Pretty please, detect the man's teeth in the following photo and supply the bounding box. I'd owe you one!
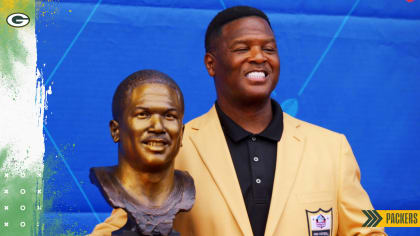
[246,71,266,79]
[147,141,165,146]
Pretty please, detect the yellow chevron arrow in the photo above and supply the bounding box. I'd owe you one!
[363,210,420,227]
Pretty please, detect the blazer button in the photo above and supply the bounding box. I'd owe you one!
[256,178,262,184]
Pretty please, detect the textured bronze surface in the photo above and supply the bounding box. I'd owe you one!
[90,166,195,235]
[91,76,193,235]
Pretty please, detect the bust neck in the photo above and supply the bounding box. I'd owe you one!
[114,160,175,208]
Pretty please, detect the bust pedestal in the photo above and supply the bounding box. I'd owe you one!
[90,166,195,236]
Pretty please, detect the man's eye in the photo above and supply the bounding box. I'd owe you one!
[263,47,276,53]
[233,48,248,52]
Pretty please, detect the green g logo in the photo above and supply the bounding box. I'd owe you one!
[6,13,30,28]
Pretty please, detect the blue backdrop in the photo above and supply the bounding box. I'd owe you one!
[37,0,420,235]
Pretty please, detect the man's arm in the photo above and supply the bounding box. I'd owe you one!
[89,208,190,235]
[89,208,127,236]
[337,135,386,236]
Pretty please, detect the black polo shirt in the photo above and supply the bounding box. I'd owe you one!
[215,100,284,236]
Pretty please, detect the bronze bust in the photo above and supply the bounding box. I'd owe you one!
[90,70,195,236]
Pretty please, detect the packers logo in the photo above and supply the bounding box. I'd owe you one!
[306,208,333,236]
[6,13,30,28]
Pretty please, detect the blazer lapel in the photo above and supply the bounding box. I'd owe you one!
[265,113,305,236]
[188,106,253,236]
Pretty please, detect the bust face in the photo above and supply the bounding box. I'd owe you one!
[116,83,183,172]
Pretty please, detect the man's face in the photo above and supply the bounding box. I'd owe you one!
[112,83,183,172]
[206,16,280,103]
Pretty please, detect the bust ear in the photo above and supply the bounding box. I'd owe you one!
[204,52,216,77]
[180,125,185,147]
[109,120,120,143]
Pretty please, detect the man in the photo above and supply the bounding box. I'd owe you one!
[90,70,194,235]
[92,6,386,236]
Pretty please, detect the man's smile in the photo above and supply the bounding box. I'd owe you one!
[245,70,269,82]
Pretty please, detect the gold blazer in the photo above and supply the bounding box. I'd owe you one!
[91,106,386,236]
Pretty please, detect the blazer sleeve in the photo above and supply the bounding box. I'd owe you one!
[337,135,387,236]
[89,208,128,236]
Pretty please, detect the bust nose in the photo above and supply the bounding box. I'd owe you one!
[150,114,164,133]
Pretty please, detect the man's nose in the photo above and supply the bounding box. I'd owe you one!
[149,114,165,133]
[249,47,267,64]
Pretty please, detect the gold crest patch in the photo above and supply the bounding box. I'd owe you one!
[305,208,332,236]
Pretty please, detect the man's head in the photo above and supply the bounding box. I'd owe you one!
[110,70,184,172]
[204,6,280,105]
[205,6,272,53]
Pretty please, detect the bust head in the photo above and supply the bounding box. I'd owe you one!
[90,70,194,235]
[109,70,184,173]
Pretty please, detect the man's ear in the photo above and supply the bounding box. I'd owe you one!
[204,52,216,77]
[109,120,120,143]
